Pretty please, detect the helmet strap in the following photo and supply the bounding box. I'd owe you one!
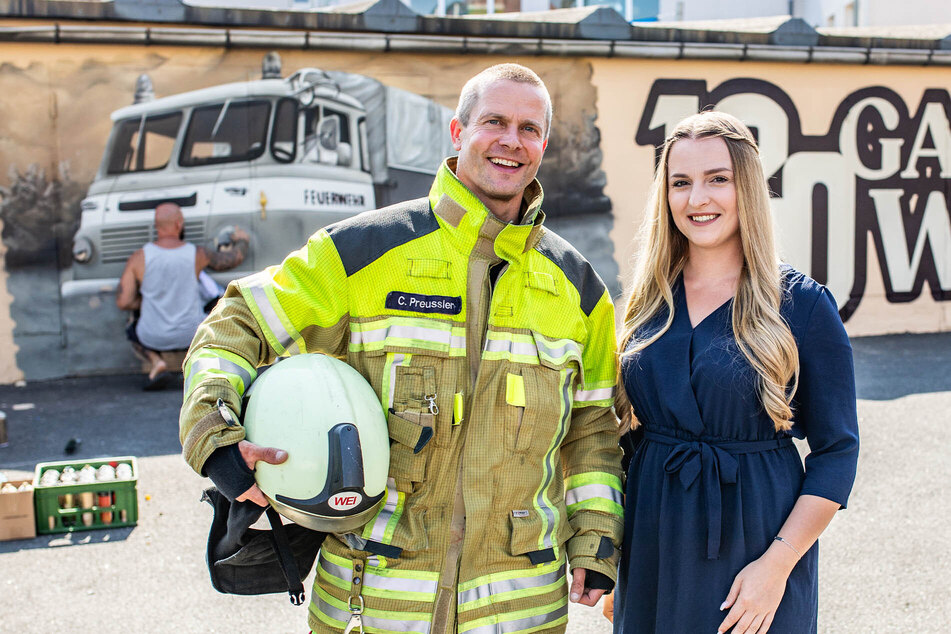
[265,505,307,605]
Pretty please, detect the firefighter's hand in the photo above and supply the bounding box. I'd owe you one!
[602,592,615,623]
[569,568,607,607]
[235,440,287,507]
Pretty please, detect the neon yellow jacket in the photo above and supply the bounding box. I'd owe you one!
[180,159,622,633]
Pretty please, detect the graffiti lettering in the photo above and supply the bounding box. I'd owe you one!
[636,79,951,320]
[872,189,951,293]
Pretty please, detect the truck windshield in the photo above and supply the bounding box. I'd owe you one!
[106,112,182,174]
[180,100,271,167]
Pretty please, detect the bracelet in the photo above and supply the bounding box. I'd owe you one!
[773,535,803,559]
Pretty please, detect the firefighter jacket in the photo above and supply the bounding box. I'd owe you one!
[180,159,623,634]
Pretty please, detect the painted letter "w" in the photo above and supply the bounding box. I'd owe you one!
[871,189,951,296]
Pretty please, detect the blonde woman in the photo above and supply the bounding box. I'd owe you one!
[612,112,858,633]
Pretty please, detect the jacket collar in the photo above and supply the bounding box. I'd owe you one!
[428,158,546,261]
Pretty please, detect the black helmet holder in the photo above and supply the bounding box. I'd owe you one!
[203,486,326,605]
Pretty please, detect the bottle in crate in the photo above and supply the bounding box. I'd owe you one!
[98,491,114,524]
[33,457,138,534]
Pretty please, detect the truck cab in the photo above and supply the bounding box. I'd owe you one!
[55,54,453,375]
[66,63,389,296]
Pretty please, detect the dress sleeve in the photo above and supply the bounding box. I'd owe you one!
[793,287,860,508]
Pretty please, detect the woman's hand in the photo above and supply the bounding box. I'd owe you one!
[717,544,797,633]
[601,592,615,623]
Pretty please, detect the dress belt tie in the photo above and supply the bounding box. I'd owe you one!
[643,430,793,560]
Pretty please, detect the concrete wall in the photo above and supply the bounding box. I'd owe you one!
[0,37,948,382]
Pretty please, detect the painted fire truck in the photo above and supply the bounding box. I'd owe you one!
[64,53,454,298]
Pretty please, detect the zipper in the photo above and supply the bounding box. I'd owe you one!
[431,226,499,632]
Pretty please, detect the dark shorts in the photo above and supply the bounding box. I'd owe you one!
[125,317,143,346]
[125,316,190,355]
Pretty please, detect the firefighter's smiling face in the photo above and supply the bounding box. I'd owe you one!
[450,79,549,223]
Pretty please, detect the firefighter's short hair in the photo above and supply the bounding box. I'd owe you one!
[454,64,553,139]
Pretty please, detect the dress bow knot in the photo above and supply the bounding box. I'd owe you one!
[662,440,739,560]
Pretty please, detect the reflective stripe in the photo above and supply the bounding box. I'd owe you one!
[350,317,465,356]
[457,561,565,611]
[242,272,302,356]
[363,572,438,599]
[565,472,623,495]
[383,354,409,409]
[573,385,615,403]
[363,478,404,544]
[316,550,352,590]
[565,483,623,506]
[318,550,438,600]
[531,334,582,367]
[565,483,624,517]
[532,368,573,551]
[484,338,538,358]
[458,598,568,634]
[184,351,256,397]
[312,585,432,634]
[484,331,585,370]
[483,332,539,364]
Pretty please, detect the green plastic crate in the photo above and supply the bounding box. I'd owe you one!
[32,456,138,535]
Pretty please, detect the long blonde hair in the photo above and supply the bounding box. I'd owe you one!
[619,111,798,432]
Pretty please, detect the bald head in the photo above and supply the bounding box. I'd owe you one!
[154,202,184,239]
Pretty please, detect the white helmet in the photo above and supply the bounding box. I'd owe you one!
[243,354,389,533]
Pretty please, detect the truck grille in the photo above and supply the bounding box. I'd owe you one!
[99,220,206,264]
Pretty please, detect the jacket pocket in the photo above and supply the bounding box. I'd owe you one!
[357,411,433,555]
[386,409,432,492]
[511,331,582,454]
[351,503,430,556]
[508,510,575,563]
[353,316,459,447]
[392,364,438,414]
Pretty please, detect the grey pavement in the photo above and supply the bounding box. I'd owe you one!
[1,333,949,633]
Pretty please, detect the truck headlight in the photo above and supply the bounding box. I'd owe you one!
[72,236,93,263]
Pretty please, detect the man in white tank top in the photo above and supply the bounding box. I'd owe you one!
[116,202,249,390]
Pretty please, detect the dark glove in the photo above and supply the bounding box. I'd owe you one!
[584,569,615,593]
[202,443,256,501]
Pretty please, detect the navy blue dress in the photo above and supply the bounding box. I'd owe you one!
[615,268,859,633]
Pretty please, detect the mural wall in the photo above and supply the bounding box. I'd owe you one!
[0,46,613,381]
[0,43,948,382]
[592,58,951,338]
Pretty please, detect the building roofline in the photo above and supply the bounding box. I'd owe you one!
[1,1,949,63]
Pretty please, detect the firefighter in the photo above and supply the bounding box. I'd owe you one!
[180,63,623,633]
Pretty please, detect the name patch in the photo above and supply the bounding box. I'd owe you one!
[386,291,462,315]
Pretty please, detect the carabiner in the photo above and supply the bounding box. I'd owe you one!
[425,393,439,415]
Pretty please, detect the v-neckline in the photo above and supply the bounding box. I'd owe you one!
[677,275,735,331]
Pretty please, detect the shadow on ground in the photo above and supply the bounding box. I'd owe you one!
[851,332,951,400]
[0,373,183,473]
[0,526,134,554]
[1,331,948,477]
